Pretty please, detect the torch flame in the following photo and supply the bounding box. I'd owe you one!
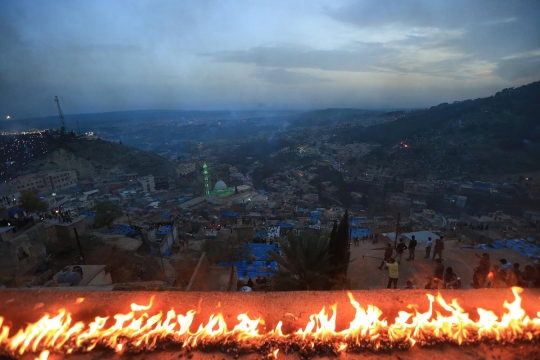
[0,288,538,358]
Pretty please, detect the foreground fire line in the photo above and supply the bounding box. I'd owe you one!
[0,288,539,358]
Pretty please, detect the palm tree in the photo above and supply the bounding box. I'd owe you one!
[267,232,333,290]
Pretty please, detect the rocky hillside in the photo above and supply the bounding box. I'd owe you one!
[25,138,177,180]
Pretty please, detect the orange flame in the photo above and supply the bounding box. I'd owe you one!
[0,288,539,358]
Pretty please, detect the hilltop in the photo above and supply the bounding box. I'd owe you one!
[289,108,384,128]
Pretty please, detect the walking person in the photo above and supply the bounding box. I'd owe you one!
[432,236,445,261]
[378,243,394,270]
[385,258,399,289]
[406,235,417,261]
[424,237,433,258]
[395,238,407,263]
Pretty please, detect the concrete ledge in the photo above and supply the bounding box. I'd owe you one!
[0,288,538,330]
[0,288,539,359]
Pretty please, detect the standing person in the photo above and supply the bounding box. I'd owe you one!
[507,263,521,287]
[395,238,407,263]
[433,259,445,289]
[385,258,399,289]
[406,235,418,261]
[378,243,394,270]
[432,236,445,261]
[424,237,433,258]
[499,259,512,276]
[485,265,503,288]
[472,253,491,288]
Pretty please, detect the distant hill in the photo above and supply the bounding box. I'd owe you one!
[289,108,384,128]
[1,110,295,133]
[23,138,177,180]
[341,81,540,178]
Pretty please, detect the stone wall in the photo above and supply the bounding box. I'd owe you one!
[0,223,49,276]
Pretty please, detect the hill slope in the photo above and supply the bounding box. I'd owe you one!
[336,81,540,178]
[24,138,177,180]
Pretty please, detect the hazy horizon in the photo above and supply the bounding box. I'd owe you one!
[2,0,540,119]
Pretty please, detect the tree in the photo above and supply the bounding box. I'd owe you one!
[93,201,123,228]
[335,209,351,275]
[327,221,338,267]
[328,210,350,276]
[267,233,332,290]
[19,190,48,212]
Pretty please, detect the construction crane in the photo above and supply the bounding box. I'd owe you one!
[54,96,66,134]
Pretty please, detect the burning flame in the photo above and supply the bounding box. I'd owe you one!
[0,288,539,358]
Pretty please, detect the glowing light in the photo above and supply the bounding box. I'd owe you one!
[6,115,10,120]
[0,288,538,358]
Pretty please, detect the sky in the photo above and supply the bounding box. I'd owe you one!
[1,0,540,118]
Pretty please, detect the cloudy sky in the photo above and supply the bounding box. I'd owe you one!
[1,0,540,118]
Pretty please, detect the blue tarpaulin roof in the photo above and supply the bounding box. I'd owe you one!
[350,228,372,238]
[8,208,25,217]
[156,225,171,235]
[104,224,136,237]
[221,212,239,218]
[311,211,322,217]
[277,222,294,228]
[79,210,96,218]
[350,218,369,226]
[259,190,268,195]
[470,239,539,260]
[162,211,170,218]
[219,243,281,278]
[178,196,190,204]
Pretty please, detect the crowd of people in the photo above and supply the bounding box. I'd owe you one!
[372,234,540,290]
[352,233,379,246]
[377,235,459,290]
[471,253,540,288]
[37,208,75,223]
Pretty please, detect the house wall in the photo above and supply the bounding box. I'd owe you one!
[87,270,113,286]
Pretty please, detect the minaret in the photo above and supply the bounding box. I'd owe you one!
[203,163,210,195]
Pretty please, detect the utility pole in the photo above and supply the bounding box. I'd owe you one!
[73,228,86,264]
[394,212,400,249]
[76,121,81,136]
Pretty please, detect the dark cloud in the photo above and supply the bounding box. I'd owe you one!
[326,0,540,79]
[206,43,397,73]
[0,0,539,116]
[494,55,540,81]
[325,1,534,30]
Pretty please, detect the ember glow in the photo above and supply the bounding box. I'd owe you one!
[0,288,539,359]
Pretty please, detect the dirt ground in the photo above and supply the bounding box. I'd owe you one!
[347,238,537,290]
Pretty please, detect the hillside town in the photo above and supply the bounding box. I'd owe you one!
[1,132,539,291]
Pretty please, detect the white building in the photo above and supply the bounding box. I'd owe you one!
[138,175,155,192]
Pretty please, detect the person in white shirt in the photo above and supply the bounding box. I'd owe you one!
[424,237,433,258]
[499,258,512,275]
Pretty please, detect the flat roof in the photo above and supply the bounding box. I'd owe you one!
[0,226,15,234]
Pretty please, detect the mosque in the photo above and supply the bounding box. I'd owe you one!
[202,163,235,198]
